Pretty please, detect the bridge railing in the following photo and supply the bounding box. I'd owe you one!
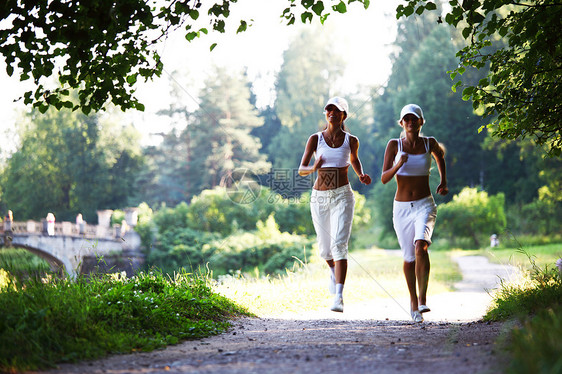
[5,221,122,240]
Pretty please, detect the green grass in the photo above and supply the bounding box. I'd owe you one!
[475,243,562,270]
[0,248,51,280]
[480,244,562,374]
[0,269,251,372]
[215,247,462,316]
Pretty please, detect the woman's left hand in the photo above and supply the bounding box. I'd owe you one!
[359,174,372,185]
[437,183,448,195]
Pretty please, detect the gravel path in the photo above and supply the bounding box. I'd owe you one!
[34,255,522,374]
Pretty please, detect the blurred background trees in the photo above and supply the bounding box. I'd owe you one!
[0,3,560,276]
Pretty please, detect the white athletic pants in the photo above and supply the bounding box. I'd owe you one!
[310,184,355,261]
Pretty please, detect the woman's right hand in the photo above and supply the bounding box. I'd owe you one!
[312,156,324,171]
[397,153,408,168]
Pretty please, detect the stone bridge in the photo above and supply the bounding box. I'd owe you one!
[0,209,144,279]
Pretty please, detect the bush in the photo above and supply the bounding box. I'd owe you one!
[506,198,562,237]
[0,270,249,372]
[436,187,506,248]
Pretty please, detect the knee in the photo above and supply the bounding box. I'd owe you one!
[415,240,429,256]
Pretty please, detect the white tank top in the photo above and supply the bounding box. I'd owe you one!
[315,131,351,168]
[394,137,432,176]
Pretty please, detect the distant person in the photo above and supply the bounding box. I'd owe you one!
[76,213,85,235]
[46,212,55,236]
[381,104,448,323]
[3,210,13,231]
[490,234,499,248]
[299,96,372,313]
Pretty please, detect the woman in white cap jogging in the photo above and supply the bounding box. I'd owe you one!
[381,103,448,323]
[299,96,371,313]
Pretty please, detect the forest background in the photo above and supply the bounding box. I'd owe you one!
[0,2,560,277]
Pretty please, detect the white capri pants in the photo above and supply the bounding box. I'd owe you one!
[310,184,355,262]
[393,195,437,263]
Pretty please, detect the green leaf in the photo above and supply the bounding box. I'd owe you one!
[210,43,217,51]
[403,5,414,17]
[236,20,247,33]
[333,1,347,13]
[462,86,474,100]
[301,12,313,23]
[189,10,199,20]
[425,2,437,10]
[462,26,471,39]
[39,104,49,113]
[312,1,324,16]
[127,74,138,84]
[415,5,425,15]
[185,32,198,41]
[451,80,462,93]
[302,0,314,9]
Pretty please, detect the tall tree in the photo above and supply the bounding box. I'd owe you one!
[138,67,271,205]
[189,67,271,192]
[267,27,345,186]
[397,0,562,157]
[0,107,143,222]
[372,15,488,197]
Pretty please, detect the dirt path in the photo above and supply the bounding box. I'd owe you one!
[36,255,521,374]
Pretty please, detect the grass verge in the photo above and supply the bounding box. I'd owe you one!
[483,246,562,374]
[0,269,251,373]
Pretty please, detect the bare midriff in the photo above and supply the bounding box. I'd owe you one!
[314,166,350,191]
[395,175,431,201]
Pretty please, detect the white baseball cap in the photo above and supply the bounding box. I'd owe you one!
[400,104,424,120]
[324,97,349,114]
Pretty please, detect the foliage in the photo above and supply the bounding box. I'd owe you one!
[0,107,144,221]
[0,0,368,114]
[397,0,562,157]
[371,11,490,198]
[437,187,506,248]
[268,26,345,173]
[137,67,270,205]
[484,250,562,374]
[148,216,314,277]
[0,269,250,372]
[506,308,562,374]
[0,248,51,283]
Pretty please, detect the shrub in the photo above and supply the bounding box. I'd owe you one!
[436,187,506,248]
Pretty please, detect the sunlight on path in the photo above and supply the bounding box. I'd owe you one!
[271,255,522,323]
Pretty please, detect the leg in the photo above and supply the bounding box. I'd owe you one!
[334,259,347,285]
[415,240,430,306]
[403,260,418,312]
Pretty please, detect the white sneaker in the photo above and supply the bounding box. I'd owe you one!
[411,310,423,323]
[331,296,344,313]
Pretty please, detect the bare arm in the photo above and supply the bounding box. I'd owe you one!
[429,137,448,195]
[298,134,322,176]
[381,139,406,184]
[349,135,371,185]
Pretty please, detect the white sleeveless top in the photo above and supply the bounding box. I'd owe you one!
[316,131,351,168]
[394,137,432,176]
